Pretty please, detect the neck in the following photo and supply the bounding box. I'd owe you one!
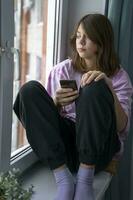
[84,58,97,71]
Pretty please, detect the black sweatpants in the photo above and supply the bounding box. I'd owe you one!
[13,79,120,174]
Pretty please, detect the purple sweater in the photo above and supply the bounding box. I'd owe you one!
[47,59,133,160]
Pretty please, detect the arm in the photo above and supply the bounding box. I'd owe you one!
[53,88,79,107]
[46,68,78,111]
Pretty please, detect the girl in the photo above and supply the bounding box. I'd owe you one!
[13,14,133,200]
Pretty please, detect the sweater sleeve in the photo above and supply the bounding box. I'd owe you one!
[46,59,72,99]
[46,68,59,98]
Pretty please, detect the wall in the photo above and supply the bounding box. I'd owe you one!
[66,0,106,56]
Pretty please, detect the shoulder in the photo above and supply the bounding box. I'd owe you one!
[50,59,73,74]
[47,59,73,93]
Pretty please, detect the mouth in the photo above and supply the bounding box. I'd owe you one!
[77,48,86,52]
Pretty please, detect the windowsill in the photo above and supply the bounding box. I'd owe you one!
[22,161,112,200]
[10,147,38,173]
[11,144,30,157]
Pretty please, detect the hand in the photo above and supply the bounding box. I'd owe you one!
[81,70,113,90]
[53,88,79,106]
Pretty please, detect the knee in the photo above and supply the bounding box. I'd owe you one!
[80,79,111,99]
[19,80,42,99]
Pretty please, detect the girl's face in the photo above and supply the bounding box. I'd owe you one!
[76,24,97,61]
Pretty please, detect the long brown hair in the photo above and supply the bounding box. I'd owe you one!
[70,14,120,77]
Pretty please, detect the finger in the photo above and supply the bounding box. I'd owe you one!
[59,94,79,104]
[57,88,73,94]
[56,90,78,99]
[83,72,99,85]
[81,71,92,86]
[94,73,105,81]
[56,91,78,104]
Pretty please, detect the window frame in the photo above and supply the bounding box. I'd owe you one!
[0,0,68,173]
[0,0,14,173]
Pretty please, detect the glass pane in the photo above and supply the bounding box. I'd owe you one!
[12,0,54,155]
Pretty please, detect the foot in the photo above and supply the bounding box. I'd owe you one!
[53,167,75,200]
[74,166,95,200]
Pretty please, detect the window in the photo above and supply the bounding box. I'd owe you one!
[12,0,49,156]
[0,0,66,172]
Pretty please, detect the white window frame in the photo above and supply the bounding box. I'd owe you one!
[0,0,68,173]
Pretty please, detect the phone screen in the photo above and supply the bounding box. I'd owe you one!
[60,80,78,90]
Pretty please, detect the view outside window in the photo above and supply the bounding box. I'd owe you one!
[12,0,54,155]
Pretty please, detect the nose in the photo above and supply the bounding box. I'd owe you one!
[79,36,86,45]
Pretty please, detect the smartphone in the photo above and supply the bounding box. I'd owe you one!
[60,80,78,90]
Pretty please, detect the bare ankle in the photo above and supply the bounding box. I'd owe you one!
[54,164,66,172]
[80,163,95,169]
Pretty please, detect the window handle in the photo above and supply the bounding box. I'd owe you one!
[0,46,19,58]
[0,46,6,56]
[11,47,20,56]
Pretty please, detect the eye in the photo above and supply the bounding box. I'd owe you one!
[76,33,81,39]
